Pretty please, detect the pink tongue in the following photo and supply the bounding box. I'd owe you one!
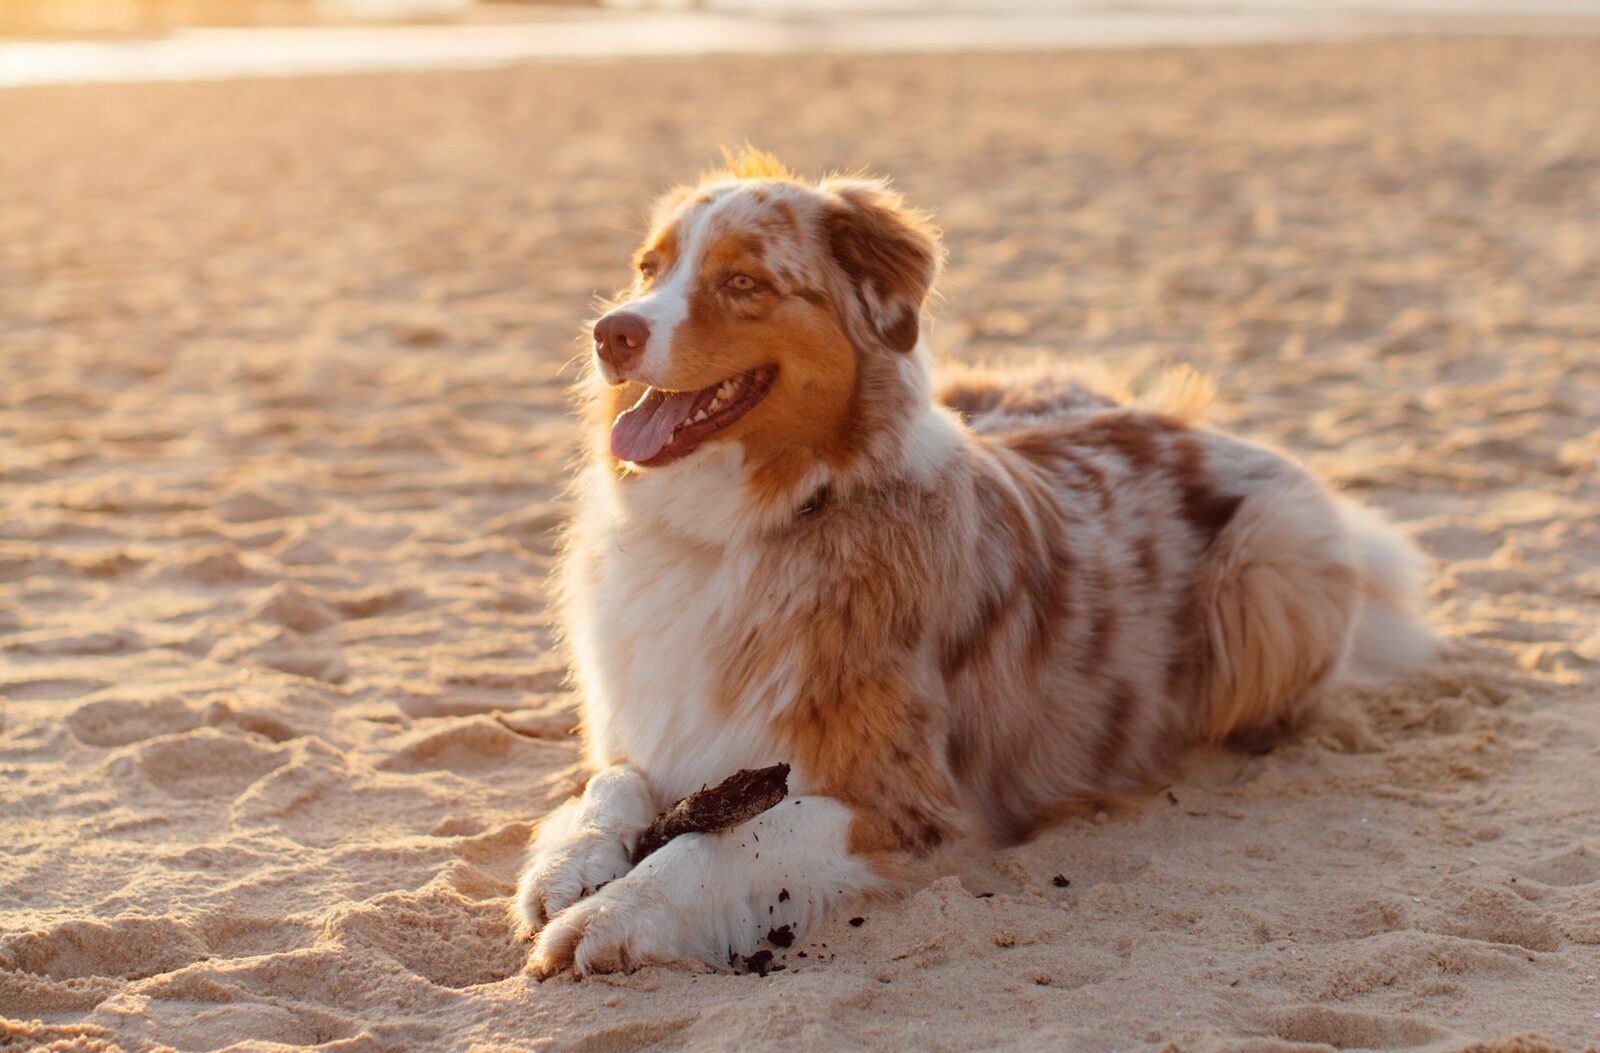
[610,388,701,463]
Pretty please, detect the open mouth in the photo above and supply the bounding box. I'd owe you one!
[609,366,778,467]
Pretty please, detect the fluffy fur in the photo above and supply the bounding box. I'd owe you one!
[513,149,1439,976]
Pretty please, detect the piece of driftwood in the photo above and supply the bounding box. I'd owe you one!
[628,763,791,865]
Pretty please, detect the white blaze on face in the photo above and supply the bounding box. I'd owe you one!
[603,200,724,387]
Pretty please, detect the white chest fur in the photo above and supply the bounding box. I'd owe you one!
[563,484,796,804]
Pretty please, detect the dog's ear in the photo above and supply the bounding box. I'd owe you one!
[822,178,943,354]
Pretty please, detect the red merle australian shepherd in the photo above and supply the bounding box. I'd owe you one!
[512,149,1437,977]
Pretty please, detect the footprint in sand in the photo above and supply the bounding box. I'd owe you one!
[68,697,298,748]
[111,962,364,1050]
[109,727,286,800]
[322,877,522,988]
[68,696,203,747]
[193,912,320,963]
[376,715,557,774]
[229,737,348,828]
[0,915,212,982]
[448,822,535,871]
[1424,878,1564,953]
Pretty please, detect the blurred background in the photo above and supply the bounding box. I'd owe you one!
[4,0,1599,83]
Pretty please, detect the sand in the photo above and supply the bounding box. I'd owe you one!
[2,37,1598,1053]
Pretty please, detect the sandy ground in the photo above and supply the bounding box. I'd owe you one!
[2,37,1598,1053]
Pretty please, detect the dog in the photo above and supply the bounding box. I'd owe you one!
[512,149,1438,977]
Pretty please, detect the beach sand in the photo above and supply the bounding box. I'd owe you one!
[2,37,1598,1052]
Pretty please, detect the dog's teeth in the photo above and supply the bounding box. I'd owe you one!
[693,410,708,422]
[707,399,722,413]
[717,382,735,399]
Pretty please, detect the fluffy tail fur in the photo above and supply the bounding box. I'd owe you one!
[1335,498,1442,683]
[1191,483,1440,749]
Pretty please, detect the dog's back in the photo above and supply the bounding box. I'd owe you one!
[929,364,1437,836]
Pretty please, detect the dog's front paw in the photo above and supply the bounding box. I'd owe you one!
[528,875,687,978]
[514,828,635,939]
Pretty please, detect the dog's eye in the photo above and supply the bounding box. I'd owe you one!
[638,262,657,281]
[727,274,758,292]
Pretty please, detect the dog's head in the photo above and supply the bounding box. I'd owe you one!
[587,149,943,499]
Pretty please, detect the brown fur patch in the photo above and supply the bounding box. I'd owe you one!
[938,459,1074,687]
[777,672,954,859]
[1091,681,1140,783]
[1001,430,1100,516]
[1019,532,1075,669]
[823,180,941,354]
[756,198,800,242]
[1074,414,1173,470]
[722,487,962,863]
[1167,438,1244,545]
[1085,601,1120,669]
[937,377,1006,419]
[1134,535,1162,586]
[633,224,679,280]
[938,582,1011,683]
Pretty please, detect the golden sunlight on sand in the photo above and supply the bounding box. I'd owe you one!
[1,37,1597,1052]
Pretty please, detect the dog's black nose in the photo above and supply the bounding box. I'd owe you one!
[594,311,650,374]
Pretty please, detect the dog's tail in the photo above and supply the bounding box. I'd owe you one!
[1190,482,1440,749]
[1142,371,1437,684]
[1335,498,1443,683]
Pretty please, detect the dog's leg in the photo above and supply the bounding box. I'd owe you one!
[528,796,888,977]
[513,764,655,940]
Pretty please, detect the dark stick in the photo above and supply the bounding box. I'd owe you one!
[629,763,790,865]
